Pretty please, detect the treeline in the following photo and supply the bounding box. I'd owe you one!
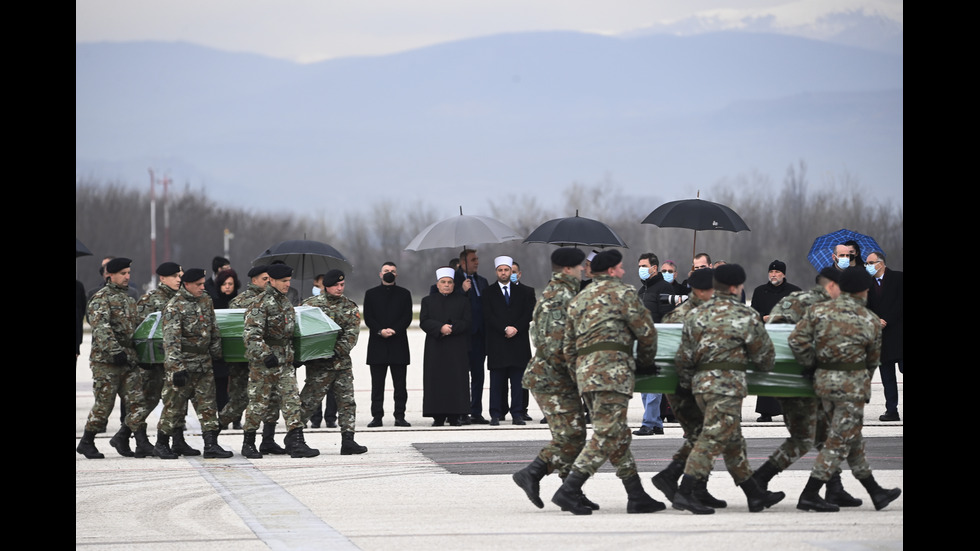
[76,162,902,303]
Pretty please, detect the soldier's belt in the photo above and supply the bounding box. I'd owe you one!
[265,337,290,347]
[577,342,632,355]
[817,362,866,372]
[181,343,210,355]
[695,361,747,372]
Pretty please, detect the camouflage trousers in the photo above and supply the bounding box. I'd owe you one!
[158,370,220,435]
[769,396,826,471]
[665,386,704,463]
[244,363,304,432]
[141,365,165,428]
[300,365,356,433]
[531,388,587,478]
[811,398,872,481]
[684,393,752,484]
[219,363,280,426]
[572,391,636,480]
[85,361,150,434]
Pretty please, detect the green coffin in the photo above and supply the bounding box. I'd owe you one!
[633,324,815,397]
[134,305,340,364]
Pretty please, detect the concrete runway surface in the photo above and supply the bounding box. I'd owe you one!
[77,325,903,550]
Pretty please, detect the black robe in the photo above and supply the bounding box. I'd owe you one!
[419,291,472,416]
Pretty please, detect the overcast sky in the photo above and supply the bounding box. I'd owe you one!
[76,0,903,63]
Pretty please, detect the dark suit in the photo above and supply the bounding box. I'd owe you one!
[483,280,536,420]
[867,267,904,415]
[457,270,490,417]
[363,283,413,420]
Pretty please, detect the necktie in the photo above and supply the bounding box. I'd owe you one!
[471,275,480,296]
[503,284,510,305]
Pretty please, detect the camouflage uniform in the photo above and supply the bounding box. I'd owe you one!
[242,285,304,432]
[788,293,881,482]
[220,282,281,426]
[676,290,775,484]
[158,286,223,434]
[660,294,709,464]
[563,273,658,479]
[136,284,178,428]
[522,271,586,477]
[85,282,149,433]
[299,293,361,432]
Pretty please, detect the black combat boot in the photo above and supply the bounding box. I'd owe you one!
[651,458,685,501]
[825,472,862,507]
[797,477,841,512]
[171,428,201,456]
[739,476,786,512]
[202,430,233,458]
[109,425,134,457]
[749,459,781,492]
[552,471,593,515]
[693,476,727,508]
[858,475,901,510]
[76,430,105,459]
[672,475,714,515]
[153,431,179,460]
[259,423,287,455]
[285,427,320,458]
[623,474,667,514]
[512,457,549,508]
[241,431,262,459]
[133,427,155,458]
[556,473,600,511]
[340,432,367,455]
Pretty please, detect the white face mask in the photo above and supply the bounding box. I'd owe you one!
[865,264,878,276]
[836,256,850,269]
[638,267,651,281]
[662,271,675,283]
[312,287,321,296]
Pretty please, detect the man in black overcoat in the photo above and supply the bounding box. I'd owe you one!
[363,262,414,427]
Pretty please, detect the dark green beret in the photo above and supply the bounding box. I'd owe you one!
[551,247,586,267]
[323,269,345,287]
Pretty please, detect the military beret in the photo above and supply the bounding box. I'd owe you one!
[551,247,586,267]
[248,265,269,278]
[816,266,840,284]
[768,260,787,274]
[714,263,746,286]
[590,249,623,273]
[688,267,714,290]
[156,262,182,277]
[322,269,345,287]
[182,268,206,283]
[105,257,132,274]
[267,264,293,279]
[839,265,872,293]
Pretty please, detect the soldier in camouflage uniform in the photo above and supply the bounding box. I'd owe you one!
[219,265,286,455]
[672,264,785,514]
[551,250,665,515]
[300,270,367,455]
[152,269,233,459]
[788,266,901,512]
[512,248,598,512]
[750,267,863,508]
[78,258,153,459]
[649,268,725,509]
[241,264,319,459]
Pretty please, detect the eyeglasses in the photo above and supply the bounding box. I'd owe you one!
[865,260,881,267]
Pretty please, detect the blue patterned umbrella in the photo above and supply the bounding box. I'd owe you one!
[807,229,883,270]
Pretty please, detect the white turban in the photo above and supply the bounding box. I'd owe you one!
[586,250,599,262]
[436,267,455,281]
[494,255,514,268]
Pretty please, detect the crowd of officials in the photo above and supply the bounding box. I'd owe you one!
[76,242,901,515]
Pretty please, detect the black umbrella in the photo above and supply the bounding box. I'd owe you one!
[523,210,628,248]
[641,197,750,258]
[76,238,93,258]
[252,240,353,298]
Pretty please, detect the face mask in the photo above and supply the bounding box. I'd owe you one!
[510,273,518,283]
[836,256,850,269]
[311,287,321,296]
[382,272,396,284]
[638,267,651,280]
[865,264,877,276]
[662,271,675,283]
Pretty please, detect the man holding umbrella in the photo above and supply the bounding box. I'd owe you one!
[456,249,491,424]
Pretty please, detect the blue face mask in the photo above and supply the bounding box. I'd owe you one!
[510,273,518,283]
[638,267,651,281]
[311,287,321,296]
[836,256,850,269]
[662,271,675,283]
[865,264,877,276]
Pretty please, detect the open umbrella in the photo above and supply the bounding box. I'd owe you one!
[404,207,522,251]
[253,240,353,298]
[807,229,883,271]
[523,210,628,248]
[641,196,750,258]
[76,238,93,258]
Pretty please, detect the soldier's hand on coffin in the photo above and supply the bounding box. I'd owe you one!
[112,352,129,366]
[801,366,816,380]
[635,362,660,376]
[263,355,279,368]
[173,370,188,387]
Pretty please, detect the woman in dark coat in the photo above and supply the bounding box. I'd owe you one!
[419,267,472,426]
[211,269,240,412]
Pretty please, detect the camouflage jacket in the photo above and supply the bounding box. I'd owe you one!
[523,271,579,394]
[136,284,178,318]
[87,282,139,365]
[788,293,881,402]
[659,293,708,388]
[677,290,775,398]
[230,282,267,310]
[302,293,361,370]
[563,273,658,397]
[767,285,832,325]
[162,286,222,373]
[243,285,296,366]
